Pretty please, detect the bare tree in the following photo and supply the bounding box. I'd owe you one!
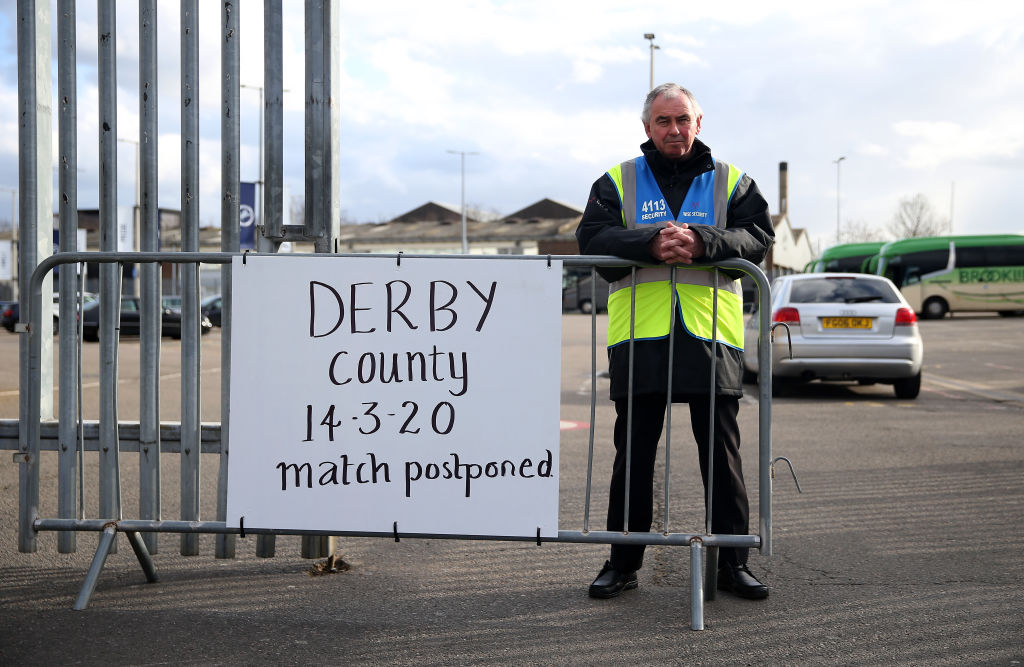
[839,218,889,244]
[466,204,503,222]
[892,194,946,238]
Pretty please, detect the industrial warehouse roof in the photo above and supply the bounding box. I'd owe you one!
[336,216,580,246]
[335,198,582,249]
[501,198,583,222]
[390,201,473,224]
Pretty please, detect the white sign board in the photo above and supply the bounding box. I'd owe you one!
[226,255,563,537]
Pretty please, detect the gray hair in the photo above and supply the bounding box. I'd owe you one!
[641,83,702,124]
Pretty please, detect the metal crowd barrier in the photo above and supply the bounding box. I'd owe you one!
[13,251,775,629]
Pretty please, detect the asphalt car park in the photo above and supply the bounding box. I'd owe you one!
[0,313,1021,663]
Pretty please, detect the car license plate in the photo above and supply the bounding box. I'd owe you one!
[821,317,872,329]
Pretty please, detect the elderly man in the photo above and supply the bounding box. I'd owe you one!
[576,83,775,600]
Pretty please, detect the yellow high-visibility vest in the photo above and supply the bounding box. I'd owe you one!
[605,156,745,349]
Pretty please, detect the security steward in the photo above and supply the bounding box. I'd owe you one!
[576,83,775,600]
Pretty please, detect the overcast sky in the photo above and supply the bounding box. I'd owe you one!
[1,0,1022,252]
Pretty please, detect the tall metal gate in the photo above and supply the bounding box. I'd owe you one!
[13,0,341,560]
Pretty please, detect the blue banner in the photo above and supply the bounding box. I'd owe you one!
[240,182,257,250]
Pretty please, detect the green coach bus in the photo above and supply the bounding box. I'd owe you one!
[871,234,1024,318]
[804,241,885,273]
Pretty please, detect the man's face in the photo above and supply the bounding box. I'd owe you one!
[643,93,702,159]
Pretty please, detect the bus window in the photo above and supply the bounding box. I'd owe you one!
[954,246,986,268]
[824,255,873,272]
[958,244,1024,267]
[898,249,950,285]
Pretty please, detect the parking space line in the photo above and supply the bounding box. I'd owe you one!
[925,373,1024,404]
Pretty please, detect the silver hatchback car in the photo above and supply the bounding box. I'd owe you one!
[743,273,924,398]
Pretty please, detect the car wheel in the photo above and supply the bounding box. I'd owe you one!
[579,299,594,315]
[921,297,948,320]
[894,372,921,399]
[997,310,1024,317]
[83,327,99,342]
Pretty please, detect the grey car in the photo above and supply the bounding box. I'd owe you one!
[743,273,924,398]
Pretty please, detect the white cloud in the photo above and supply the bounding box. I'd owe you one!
[893,118,1024,169]
[660,47,708,69]
[857,143,889,158]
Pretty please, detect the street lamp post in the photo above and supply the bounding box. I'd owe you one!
[833,156,846,244]
[446,149,478,254]
[644,33,660,90]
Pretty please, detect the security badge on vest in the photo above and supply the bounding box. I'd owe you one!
[604,155,746,351]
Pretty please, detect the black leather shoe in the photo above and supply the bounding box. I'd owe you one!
[588,560,638,599]
[717,564,769,600]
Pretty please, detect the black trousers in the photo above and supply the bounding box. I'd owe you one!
[606,394,750,571]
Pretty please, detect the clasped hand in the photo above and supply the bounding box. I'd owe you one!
[649,221,705,264]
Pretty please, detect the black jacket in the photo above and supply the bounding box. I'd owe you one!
[575,138,774,398]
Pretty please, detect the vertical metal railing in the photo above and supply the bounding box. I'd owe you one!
[705,270,719,536]
[16,0,42,555]
[264,0,284,240]
[216,0,241,560]
[623,266,637,531]
[663,267,677,530]
[582,266,598,532]
[97,1,121,545]
[303,0,341,253]
[758,276,775,556]
[180,0,201,557]
[299,0,341,560]
[138,0,162,555]
[256,0,284,558]
[56,0,79,554]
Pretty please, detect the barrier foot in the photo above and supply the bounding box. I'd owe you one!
[126,531,160,583]
[73,524,117,611]
[301,534,335,559]
[215,534,236,559]
[704,545,719,601]
[256,534,276,558]
[690,540,705,631]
